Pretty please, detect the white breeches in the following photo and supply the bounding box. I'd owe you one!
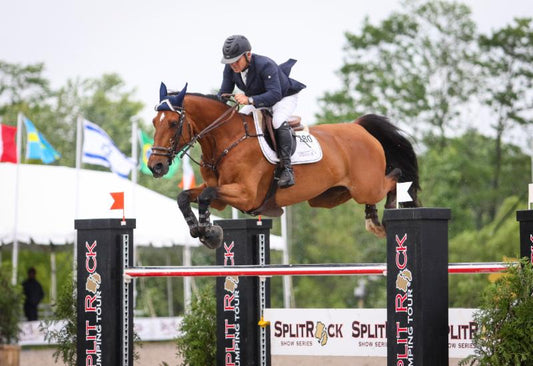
[240,93,299,129]
[272,94,298,129]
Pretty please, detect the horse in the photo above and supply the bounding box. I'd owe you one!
[148,82,421,249]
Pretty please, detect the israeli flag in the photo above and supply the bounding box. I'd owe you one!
[82,119,135,178]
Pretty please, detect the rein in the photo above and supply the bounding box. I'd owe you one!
[200,112,261,172]
[182,104,239,156]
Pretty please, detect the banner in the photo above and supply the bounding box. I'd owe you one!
[266,308,477,359]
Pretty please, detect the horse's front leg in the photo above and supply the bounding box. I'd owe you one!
[177,186,205,239]
[196,186,224,249]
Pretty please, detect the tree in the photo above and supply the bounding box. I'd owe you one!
[290,201,388,308]
[477,18,533,218]
[419,131,530,234]
[80,74,143,154]
[0,61,50,115]
[37,73,144,169]
[448,196,523,308]
[0,61,56,148]
[317,0,479,147]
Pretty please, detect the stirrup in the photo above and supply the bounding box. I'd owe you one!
[278,168,295,188]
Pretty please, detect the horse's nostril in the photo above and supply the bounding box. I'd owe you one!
[149,163,163,176]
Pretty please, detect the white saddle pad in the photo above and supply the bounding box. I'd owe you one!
[251,109,323,165]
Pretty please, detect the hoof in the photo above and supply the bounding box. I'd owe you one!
[199,225,224,249]
[365,219,386,238]
[190,226,201,238]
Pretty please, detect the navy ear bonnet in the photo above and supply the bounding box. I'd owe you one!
[156,82,188,112]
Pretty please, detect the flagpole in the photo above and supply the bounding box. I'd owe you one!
[73,116,83,272]
[183,244,192,312]
[130,120,138,220]
[131,120,138,185]
[12,113,23,285]
[281,208,292,308]
[181,160,194,313]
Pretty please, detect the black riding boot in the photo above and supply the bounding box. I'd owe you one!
[275,122,295,188]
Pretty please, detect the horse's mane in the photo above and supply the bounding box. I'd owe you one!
[187,92,221,102]
[167,91,228,107]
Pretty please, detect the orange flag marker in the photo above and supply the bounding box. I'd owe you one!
[110,192,126,223]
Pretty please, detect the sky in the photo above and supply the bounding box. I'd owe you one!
[2,0,533,131]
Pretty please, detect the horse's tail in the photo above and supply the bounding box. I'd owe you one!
[355,114,421,207]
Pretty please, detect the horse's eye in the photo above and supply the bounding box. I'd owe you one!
[169,120,179,128]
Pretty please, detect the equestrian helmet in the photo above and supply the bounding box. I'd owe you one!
[221,35,251,64]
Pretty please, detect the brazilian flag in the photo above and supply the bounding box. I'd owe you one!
[139,130,180,178]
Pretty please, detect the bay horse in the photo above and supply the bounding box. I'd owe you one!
[148,82,420,249]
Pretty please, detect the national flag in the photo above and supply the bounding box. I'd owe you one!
[23,117,61,164]
[0,124,17,163]
[179,154,196,190]
[82,119,135,178]
[139,130,179,178]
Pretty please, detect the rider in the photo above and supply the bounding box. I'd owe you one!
[217,35,306,188]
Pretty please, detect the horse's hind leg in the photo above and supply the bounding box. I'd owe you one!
[385,191,397,209]
[365,204,386,238]
[363,169,401,238]
[384,168,401,209]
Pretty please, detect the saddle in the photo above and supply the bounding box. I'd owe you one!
[260,109,303,153]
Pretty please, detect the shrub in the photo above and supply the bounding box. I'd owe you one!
[460,258,533,365]
[42,274,77,365]
[176,285,216,365]
[0,268,23,344]
[42,274,141,366]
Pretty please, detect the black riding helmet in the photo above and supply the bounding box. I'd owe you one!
[221,35,252,64]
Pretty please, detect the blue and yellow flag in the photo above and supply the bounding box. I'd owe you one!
[24,117,61,164]
[139,130,179,178]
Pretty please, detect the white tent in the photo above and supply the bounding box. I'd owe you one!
[1,163,288,310]
[0,163,285,249]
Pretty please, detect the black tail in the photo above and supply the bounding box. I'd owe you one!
[355,114,421,207]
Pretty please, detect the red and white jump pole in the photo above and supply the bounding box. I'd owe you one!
[123,261,512,278]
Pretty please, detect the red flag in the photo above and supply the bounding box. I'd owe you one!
[0,124,17,163]
[110,192,124,210]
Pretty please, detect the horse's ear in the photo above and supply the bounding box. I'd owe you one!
[159,82,168,101]
[172,82,188,107]
[168,83,189,107]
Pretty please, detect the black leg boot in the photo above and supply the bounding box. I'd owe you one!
[275,121,295,188]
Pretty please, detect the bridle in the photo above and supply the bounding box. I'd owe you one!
[150,98,254,172]
[150,104,189,162]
